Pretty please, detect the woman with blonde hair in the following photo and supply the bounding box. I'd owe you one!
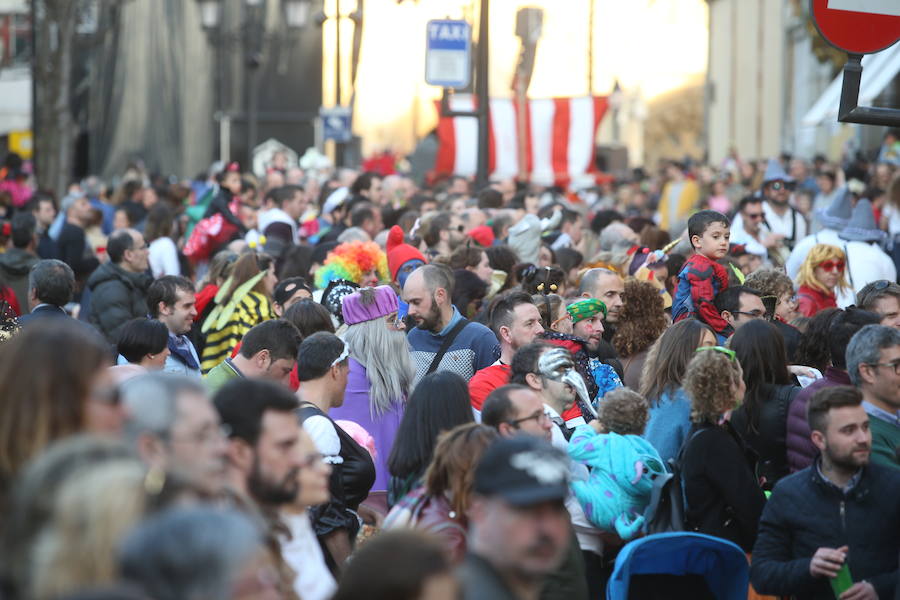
[795,244,849,317]
[680,347,766,553]
[384,423,498,564]
[200,250,277,373]
[29,459,149,600]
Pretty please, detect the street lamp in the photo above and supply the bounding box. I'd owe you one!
[195,0,311,165]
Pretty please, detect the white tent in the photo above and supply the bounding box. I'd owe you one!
[802,44,900,127]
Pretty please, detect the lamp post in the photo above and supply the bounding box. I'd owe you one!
[195,0,311,165]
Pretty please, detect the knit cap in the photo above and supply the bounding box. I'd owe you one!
[386,225,427,282]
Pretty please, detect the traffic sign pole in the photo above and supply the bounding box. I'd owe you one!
[810,0,900,127]
[427,3,490,189]
[838,55,900,127]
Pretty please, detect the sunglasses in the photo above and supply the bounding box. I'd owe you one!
[818,260,845,272]
[695,345,736,361]
[744,212,764,220]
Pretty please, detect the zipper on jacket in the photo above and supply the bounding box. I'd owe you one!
[839,500,846,533]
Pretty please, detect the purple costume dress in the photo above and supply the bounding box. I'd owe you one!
[329,357,405,492]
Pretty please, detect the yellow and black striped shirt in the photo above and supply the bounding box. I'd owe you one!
[200,291,275,373]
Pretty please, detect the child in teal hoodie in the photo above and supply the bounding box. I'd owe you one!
[568,388,665,540]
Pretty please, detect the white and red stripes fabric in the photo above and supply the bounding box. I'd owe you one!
[434,95,608,187]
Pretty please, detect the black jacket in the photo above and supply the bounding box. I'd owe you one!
[750,461,900,599]
[681,422,766,552]
[86,262,151,342]
[730,383,799,489]
[57,223,100,277]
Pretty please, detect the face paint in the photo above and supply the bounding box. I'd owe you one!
[397,259,425,288]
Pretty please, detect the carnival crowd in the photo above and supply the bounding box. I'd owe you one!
[0,133,899,600]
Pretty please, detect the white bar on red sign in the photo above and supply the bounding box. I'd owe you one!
[828,0,900,17]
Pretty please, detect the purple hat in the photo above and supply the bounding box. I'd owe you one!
[341,285,399,325]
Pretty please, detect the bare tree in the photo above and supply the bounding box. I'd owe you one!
[32,0,80,200]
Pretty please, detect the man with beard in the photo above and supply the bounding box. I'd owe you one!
[578,268,625,378]
[214,378,306,599]
[404,264,499,384]
[469,291,544,413]
[459,435,573,600]
[751,386,900,600]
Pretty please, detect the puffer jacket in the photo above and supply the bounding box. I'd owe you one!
[86,261,151,342]
[750,461,900,599]
[785,367,851,472]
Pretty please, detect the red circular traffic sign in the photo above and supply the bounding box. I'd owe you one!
[811,0,900,55]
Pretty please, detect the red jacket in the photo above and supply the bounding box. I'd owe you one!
[796,284,837,317]
[469,364,511,411]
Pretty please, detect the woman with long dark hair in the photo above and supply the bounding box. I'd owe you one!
[728,320,799,487]
[640,318,717,462]
[384,423,498,564]
[387,371,474,508]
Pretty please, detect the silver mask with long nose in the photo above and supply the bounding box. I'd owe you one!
[537,348,596,418]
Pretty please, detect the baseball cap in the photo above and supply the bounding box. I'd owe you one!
[273,277,311,307]
[474,436,570,506]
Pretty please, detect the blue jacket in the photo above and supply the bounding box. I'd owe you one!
[407,306,499,384]
[643,387,692,464]
[750,461,900,599]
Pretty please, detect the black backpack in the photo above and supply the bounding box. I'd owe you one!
[642,429,706,535]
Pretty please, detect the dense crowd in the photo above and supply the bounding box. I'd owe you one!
[0,137,899,600]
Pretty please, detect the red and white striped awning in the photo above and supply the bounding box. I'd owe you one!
[434,95,608,188]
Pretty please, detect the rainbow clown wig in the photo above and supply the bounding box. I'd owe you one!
[314,240,389,289]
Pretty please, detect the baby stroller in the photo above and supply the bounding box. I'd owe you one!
[606,532,749,600]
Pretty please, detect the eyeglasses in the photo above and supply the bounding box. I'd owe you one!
[169,424,231,447]
[508,410,551,428]
[695,345,737,361]
[818,260,845,272]
[866,361,900,375]
[744,212,764,220]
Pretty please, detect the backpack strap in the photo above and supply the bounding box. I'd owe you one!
[426,318,469,375]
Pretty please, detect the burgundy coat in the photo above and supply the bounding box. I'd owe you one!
[785,367,851,472]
